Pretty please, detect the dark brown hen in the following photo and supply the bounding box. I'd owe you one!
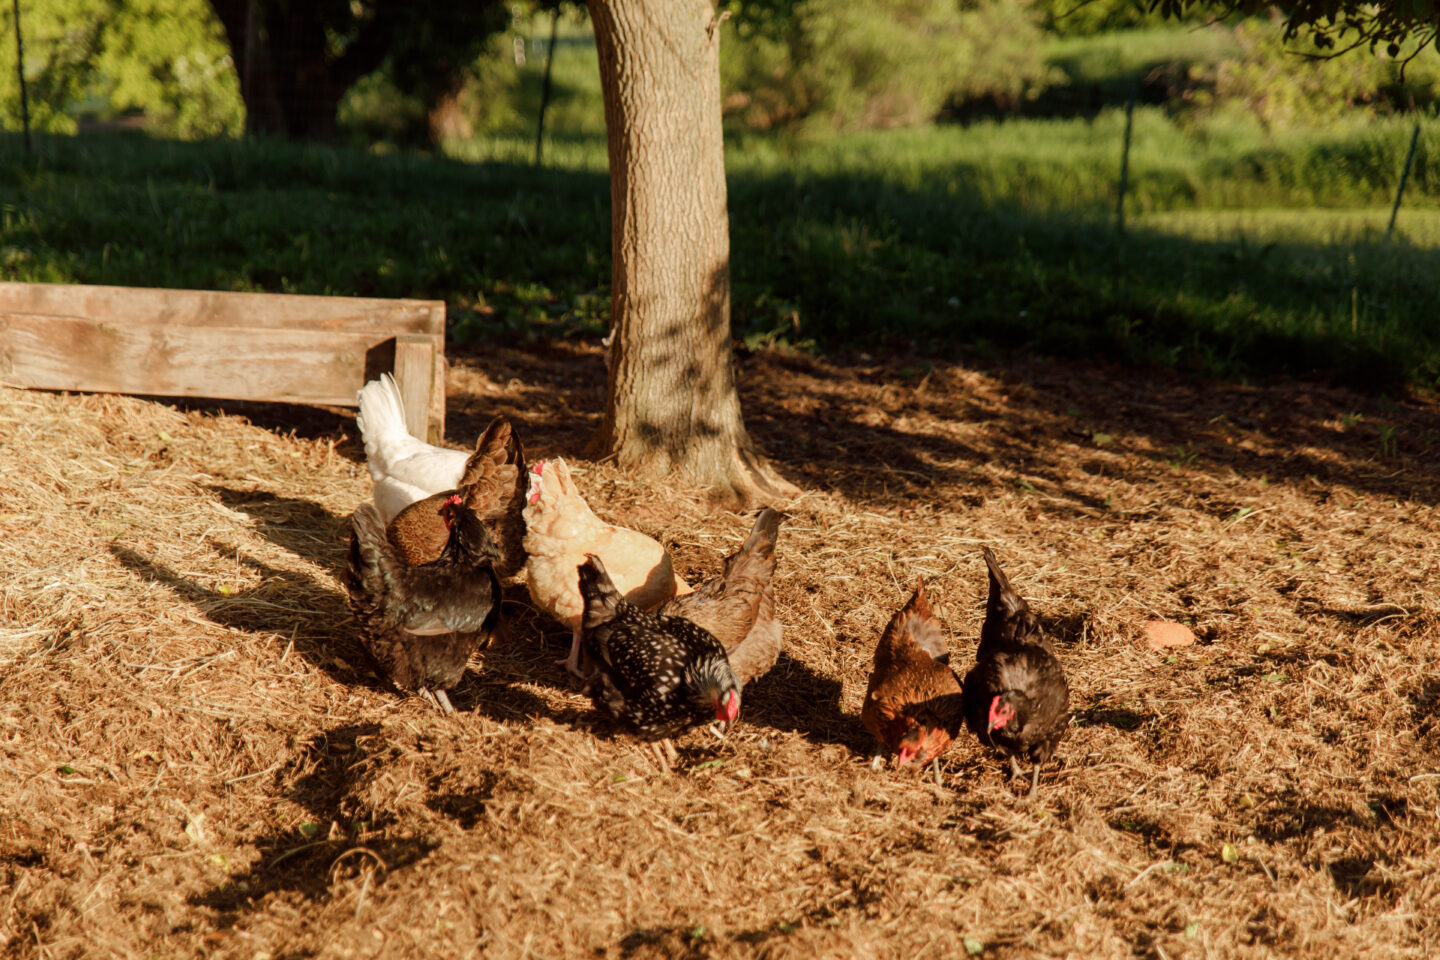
[961,547,1071,798]
[861,578,965,773]
[345,496,504,714]
[657,508,783,686]
[385,415,527,577]
[577,555,741,739]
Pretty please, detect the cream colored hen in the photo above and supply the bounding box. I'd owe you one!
[523,457,689,676]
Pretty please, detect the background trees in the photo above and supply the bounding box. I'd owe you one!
[4,0,1439,497]
[207,0,507,141]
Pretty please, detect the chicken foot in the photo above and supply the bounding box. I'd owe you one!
[646,738,679,770]
[418,687,457,715]
[559,623,585,678]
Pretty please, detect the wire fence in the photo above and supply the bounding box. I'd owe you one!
[1,0,1436,241]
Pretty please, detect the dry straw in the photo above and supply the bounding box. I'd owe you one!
[1,341,1437,958]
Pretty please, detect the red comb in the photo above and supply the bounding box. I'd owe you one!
[445,493,463,506]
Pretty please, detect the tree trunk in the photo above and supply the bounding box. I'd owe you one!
[211,0,382,141]
[587,0,794,507]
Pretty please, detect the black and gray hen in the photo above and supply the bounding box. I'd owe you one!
[577,554,741,738]
[961,547,1071,798]
[345,495,503,714]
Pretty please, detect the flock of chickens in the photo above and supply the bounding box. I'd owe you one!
[344,375,1072,796]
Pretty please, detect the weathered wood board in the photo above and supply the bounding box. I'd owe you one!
[0,283,446,442]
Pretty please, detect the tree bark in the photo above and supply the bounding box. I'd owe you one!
[211,0,391,140]
[587,0,794,507]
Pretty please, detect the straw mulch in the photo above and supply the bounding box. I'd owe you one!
[2,338,1437,959]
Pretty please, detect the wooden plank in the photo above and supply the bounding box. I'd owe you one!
[0,312,400,406]
[393,335,436,443]
[0,282,444,336]
[428,351,447,444]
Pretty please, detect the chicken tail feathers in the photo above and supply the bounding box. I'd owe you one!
[717,506,783,587]
[355,374,417,485]
[982,546,1029,620]
[459,415,524,490]
[577,554,625,630]
[743,507,783,558]
[345,502,397,600]
[879,577,950,665]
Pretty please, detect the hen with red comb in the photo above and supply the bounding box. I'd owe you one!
[862,578,965,777]
[575,554,740,739]
[961,547,1071,798]
[344,497,504,714]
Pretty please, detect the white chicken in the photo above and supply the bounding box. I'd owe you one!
[355,374,468,521]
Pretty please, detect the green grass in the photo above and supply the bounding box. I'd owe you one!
[1,102,1438,391]
[1043,23,1240,92]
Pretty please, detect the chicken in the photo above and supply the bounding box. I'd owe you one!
[344,495,503,714]
[576,554,740,738]
[384,414,528,578]
[522,457,688,676]
[961,547,1071,799]
[861,578,964,774]
[657,508,783,686]
[355,373,469,522]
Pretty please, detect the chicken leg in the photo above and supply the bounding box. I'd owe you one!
[418,687,457,715]
[559,623,585,677]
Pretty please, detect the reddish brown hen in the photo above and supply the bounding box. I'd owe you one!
[657,508,783,686]
[385,415,527,578]
[861,578,964,775]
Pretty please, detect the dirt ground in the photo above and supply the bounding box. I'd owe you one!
[2,339,1437,959]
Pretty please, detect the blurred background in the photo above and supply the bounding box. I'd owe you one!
[1,0,1437,391]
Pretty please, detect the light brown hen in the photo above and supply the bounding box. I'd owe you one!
[658,508,783,686]
[521,457,690,676]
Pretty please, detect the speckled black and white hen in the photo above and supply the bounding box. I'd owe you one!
[345,495,504,714]
[961,547,1071,799]
[576,554,741,738]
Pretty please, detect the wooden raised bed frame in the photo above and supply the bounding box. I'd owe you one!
[0,282,446,442]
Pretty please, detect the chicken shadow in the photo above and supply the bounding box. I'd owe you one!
[209,485,352,577]
[442,624,590,728]
[741,652,868,753]
[107,543,386,694]
[190,721,438,925]
[144,394,358,448]
[1074,691,1157,732]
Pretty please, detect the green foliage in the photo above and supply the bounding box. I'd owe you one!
[1036,0,1205,36]
[1148,0,1440,59]
[0,0,242,138]
[339,10,604,148]
[720,0,1057,132]
[95,0,243,138]
[0,0,108,134]
[5,115,1439,391]
[1183,17,1440,129]
[1044,24,1240,88]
